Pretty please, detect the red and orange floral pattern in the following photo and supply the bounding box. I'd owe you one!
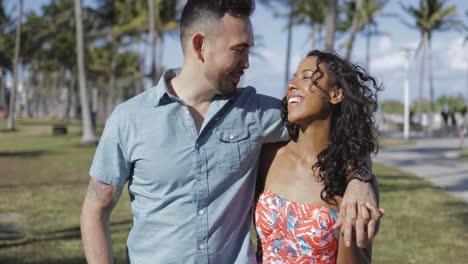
[255,190,339,264]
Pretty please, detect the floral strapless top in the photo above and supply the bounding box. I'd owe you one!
[255,190,340,264]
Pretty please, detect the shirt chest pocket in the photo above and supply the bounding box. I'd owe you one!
[214,127,251,175]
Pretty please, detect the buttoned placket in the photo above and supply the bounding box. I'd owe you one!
[182,105,209,264]
[180,98,231,264]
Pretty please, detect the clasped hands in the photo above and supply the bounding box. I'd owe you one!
[332,179,385,248]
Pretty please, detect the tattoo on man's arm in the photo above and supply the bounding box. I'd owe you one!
[86,179,123,213]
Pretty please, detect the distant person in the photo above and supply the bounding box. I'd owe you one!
[255,51,383,263]
[80,1,382,263]
[459,105,467,149]
[459,123,466,149]
[450,111,457,127]
[421,112,430,136]
[441,111,448,126]
[441,111,449,135]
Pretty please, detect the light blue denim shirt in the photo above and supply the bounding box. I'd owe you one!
[89,69,288,263]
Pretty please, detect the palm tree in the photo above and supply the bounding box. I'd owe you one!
[259,0,300,87]
[18,12,51,118]
[94,0,126,116]
[362,0,388,70]
[7,0,22,131]
[30,0,85,120]
[339,0,388,67]
[153,0,178,78]
[325,0,338,51]
[465,12,468,108]
[344,0,364,60]
[74,0,97,145]
[293,0,327,50]
[148,0,156,83]
[402,0,463,131]
[0,0,10,112]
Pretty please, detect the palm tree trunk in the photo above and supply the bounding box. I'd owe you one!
[148,0,156,84]
[310,24,317,50]
[38,80,48,118]
[63,72,74,123]
[106,40,117,117]
[24,71,31,118]
[345,0,363,61]
[0,68,5,113]
[285,9,293,88]
[156,34,164,79]
[417,35,427,125]
[74,0,97,145]
[70,73,79,119]
[365,24,371,71]
[325,0,337,51]
[427,33,434,136]
[7,0,22,130]
[466,57,468,107]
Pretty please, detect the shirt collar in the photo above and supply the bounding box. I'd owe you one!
[152,68,180,107]
[152,68,238,107]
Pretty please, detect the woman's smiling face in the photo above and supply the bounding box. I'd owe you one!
[286,56,335,125]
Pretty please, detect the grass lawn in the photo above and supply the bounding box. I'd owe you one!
[378,136,414,148]
[460,149,468,162]
[0,119,467,263]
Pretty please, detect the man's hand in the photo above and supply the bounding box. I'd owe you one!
[332,178,384,248]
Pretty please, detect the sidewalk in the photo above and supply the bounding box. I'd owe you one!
[374,137,468,203]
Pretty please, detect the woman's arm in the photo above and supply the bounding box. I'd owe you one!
[337,236,371,264]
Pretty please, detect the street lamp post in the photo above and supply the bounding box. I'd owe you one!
[402,48,412,141]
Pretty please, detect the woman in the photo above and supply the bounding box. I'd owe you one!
[255,50,382,263]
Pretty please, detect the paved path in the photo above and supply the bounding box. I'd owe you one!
[374,137,468,203]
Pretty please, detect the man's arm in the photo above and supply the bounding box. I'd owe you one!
[333,173,384,248]
[80,178,123,264]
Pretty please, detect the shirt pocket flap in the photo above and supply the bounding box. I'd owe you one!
[215,128,249,143]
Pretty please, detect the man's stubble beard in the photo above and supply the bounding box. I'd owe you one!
[204,61,236,97]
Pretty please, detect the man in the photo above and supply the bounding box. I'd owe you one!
[81,1,381,263]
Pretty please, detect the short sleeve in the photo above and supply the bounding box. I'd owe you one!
[89,108,131,187]
[256,93,289,143]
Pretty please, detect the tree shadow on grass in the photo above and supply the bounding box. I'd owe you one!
[0,180,88,190]
[0,224,24,240]
[0,256,129,264]
[0,220,132,249]
[443,200,468,228]
[0,151,46,158]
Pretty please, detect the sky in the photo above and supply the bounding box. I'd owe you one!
[6,0,468,103]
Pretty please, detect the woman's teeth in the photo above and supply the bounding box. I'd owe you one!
[288,97,303,104]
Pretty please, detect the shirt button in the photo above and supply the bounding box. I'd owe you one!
[185,110,190,116]
[199,244,205,250]
[229,134,234,140]
[198,209,204,215]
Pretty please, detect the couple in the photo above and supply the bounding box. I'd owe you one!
[80,0,383,263]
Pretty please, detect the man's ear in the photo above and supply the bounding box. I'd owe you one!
[191,33,206,63]
[329,87,344,105]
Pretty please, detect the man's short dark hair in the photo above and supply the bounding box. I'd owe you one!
[180,0,255,50]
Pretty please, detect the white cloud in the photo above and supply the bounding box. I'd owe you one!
[377,36,393,52]
[250,49,284,74]
[371,52,406,70]
[371,39,420,70]
[444,37,468,71]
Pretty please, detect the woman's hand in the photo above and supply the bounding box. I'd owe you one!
[332,179,384,248]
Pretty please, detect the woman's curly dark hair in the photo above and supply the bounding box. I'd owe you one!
[281,50,383,204]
